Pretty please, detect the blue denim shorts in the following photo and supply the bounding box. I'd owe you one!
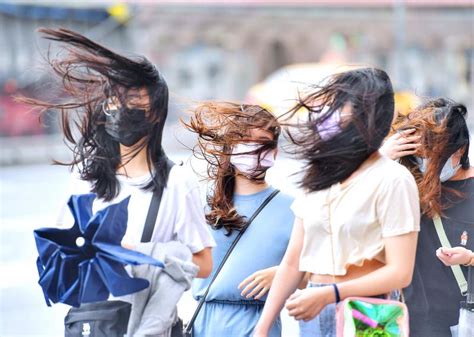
[298,283,394,337]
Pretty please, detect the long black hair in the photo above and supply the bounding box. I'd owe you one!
[284,67,394,192]
[429,99,470,170]
[20,28,170,201]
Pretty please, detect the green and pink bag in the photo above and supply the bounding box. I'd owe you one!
[336,297,410,337]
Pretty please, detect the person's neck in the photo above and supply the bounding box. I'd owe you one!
[341,151,381,187]
[234,175,270,195]
[116,144,150,178]
[450,166,474,181]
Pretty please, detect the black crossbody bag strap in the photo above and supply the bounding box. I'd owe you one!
[141,159,175,243]
[184,189,280,335]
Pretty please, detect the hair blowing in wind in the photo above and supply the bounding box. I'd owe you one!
[19,28,170,201]
[183,102,280,235]
[282,67,395,192]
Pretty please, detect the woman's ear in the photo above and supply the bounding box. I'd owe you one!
[452,145,466,165]
[456,146,466,158]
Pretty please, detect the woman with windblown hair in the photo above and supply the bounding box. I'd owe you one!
[381,98,474,336]
[254,68,420,337]
[185,103,295,337]
[23,28,215,335]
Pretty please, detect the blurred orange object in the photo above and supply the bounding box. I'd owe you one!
[245,63,364,117]
[246,63,419,119]
[394,90,421,117]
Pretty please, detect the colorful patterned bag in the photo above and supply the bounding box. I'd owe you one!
[336,297,409,337]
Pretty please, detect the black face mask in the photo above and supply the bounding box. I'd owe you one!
[104,107,151,147]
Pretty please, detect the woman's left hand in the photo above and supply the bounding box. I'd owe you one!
[239,266,278,300]
[380,129,421,160]
[436,246,473,266]
[285,286,334,321]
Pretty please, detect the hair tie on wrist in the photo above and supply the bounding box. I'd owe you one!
[331,283,341,303]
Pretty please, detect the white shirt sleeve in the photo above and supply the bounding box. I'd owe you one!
[290,196,305,219]
[174,184,216,253]
[377,169,421,237]
[55,171,91,228]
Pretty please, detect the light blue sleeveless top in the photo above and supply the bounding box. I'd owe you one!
[192,186,294,302]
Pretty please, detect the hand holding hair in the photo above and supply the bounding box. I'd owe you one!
[380,128,421,160]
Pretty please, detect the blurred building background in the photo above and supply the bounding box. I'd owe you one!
[0,0,473,164]
[136,1,473,102]
[0,2,473,336]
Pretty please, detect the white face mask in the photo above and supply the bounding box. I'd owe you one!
[415,155,461,182]
[230,143,275,177]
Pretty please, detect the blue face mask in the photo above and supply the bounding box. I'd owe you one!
[415,156,461,182]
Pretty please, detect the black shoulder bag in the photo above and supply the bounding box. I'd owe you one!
[183,189,280,337]
[65,159,175,337]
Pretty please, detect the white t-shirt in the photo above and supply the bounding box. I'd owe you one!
[57,165,216,254]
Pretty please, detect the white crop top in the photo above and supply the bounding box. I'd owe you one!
[291,154,420,276]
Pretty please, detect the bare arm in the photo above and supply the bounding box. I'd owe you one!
[192,247,213,278]
[283,231,418,322]
[253,218,306,336]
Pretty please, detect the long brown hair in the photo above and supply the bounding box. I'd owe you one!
[393,98,470,217]
[17,28,170,201]
[183,102,280,235]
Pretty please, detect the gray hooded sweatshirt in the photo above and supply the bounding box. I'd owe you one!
[122,241,198,337]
